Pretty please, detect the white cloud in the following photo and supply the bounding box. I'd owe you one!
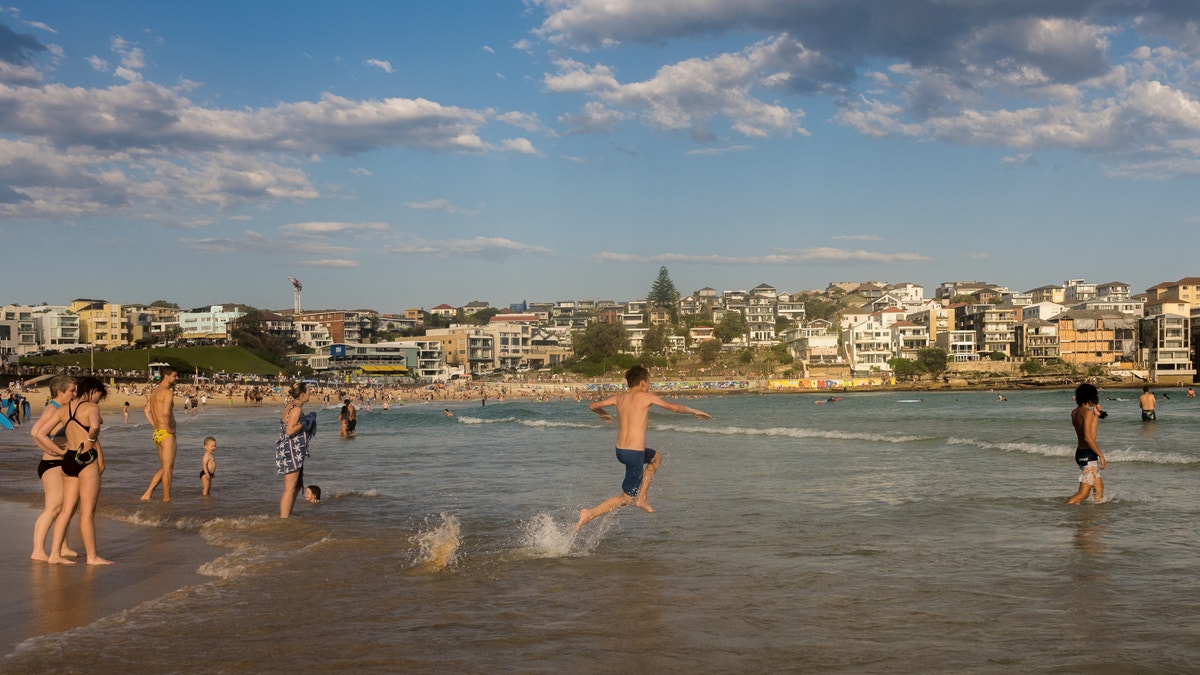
[386,235,552,260]
[365,59,393,74]
[279,221,390,237]
[297,259,359,267]
[402,199,483,216]
[595,247,929,265]
[544,35,810,139]
[501,137,541,155]
[832,234,881,241]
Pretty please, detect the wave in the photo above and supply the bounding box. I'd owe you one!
[655,423,928,444]
[947,437,1199,464]
[455,415,592,430]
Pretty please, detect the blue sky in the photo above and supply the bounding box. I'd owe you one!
[1,1,1198,313]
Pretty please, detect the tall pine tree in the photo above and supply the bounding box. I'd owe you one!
[647,266,680,324]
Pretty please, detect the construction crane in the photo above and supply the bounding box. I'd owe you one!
[288,276,302,314]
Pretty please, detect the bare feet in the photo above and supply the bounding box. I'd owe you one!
[47,556,76,565]
[140,493,151,501]
[30,552,48,562]
[87,556,114,565]
[61,547,79,557]
[634,500,656,513]
[574,508,591,532]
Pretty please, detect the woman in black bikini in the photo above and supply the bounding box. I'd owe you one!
[29,374,78,561]
[48,376,112,565]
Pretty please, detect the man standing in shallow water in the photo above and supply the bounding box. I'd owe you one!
[1139,385,1157,421]
[575,365,711,532]
[142,367,179,502]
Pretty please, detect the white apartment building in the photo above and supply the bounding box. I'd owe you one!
[33,306,82,351]
[1140,314,1195,382]
[178,304,248,341]
[842,321,893,373]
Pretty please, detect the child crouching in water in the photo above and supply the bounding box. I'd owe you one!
[200,436,217,496]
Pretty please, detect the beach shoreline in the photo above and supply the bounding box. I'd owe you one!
[0,500,223,657]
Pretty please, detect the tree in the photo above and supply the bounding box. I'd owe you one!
[888,357,926,382]
[916,347,949,380]
[149,300,180,309]
[1020,360,1044,375]
[647,266,679,323]
[641,324,671,355]
[802,294,842,323]
[713,311,747,343]
[469,308,500,326]
[572,323,629,360]
[697,339,722,365]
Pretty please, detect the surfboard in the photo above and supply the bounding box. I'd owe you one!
[0,412,13,430]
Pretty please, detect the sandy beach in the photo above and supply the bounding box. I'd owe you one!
[0,500,222,656]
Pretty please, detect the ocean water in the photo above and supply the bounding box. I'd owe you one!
[3,388,1200,673]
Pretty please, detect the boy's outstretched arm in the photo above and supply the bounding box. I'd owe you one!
[589,396,617,422]
[652,396,712,420]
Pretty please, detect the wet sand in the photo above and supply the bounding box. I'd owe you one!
[0,500,222,655]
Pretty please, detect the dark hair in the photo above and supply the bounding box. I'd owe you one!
[1075,383,1099,406]
[160,366,176,376]
[625,365,649,388]
[308,485,321,501]
[288,382,308,399]
[75,376,108,401]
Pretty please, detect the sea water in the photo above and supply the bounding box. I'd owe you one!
[2,389,1199,673]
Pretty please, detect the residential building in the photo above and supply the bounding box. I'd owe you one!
[891,321,929,360]
[70,299,126,349]
[1139,314,1195,383]
[31,306,82,351]
[1052,310,1137,368]
[425,325,496,375]
[291,309,374,344]
[1026,284,1066,304]
[936,330,978,362]
[430,304,456,319]
[842,321,893,373]
[0,305,39,355]
[957,304,1017,357]
[1096,281,1131,300]
[1014,318,1060,362]
[776,294,806,326]
[460,300,491,317]
[1063,279,1098,304]
[1022,301,1067,321]
[178,304,249,341]
[745,292,777,344]
[906,305,955,346]
[787,320,839,365]
[887,282,925,304]
[1144,276,1200,309]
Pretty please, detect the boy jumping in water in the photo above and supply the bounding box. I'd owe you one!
[575,365,711,532]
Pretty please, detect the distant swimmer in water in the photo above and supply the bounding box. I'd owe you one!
[575,365,711,532]
[1067,383,1106,505]
[444,409,453,418]
[1139,386,1157,421]
[997,394,1007,401]
[1188,387,1195,399]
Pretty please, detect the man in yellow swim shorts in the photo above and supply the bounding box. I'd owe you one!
[142,367,179,502]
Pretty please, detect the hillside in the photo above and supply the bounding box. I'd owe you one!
[20,346,282,376]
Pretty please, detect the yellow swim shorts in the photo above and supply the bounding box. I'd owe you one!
[152,428,174,445]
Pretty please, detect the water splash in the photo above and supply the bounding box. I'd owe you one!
[412,512,461,573]
[518,513,576,558]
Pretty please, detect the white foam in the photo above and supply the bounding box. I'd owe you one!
[517,513,576,558]
[657,423,927,444]
[412,512,461,572]
[947,437,1199,465]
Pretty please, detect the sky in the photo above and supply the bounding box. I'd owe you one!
[1,0,1198,314]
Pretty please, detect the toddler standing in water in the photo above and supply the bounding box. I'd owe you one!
[199,436,217,496]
